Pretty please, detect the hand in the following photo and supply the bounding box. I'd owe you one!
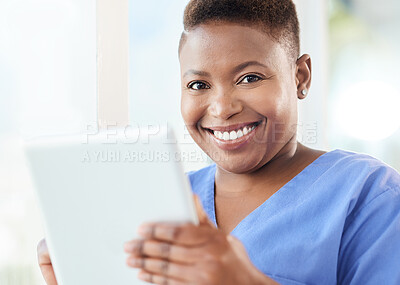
[124,195,278,285]
[37,239,58,285]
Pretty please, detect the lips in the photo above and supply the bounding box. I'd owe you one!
[207,122,259,141]
[202,121,262,150]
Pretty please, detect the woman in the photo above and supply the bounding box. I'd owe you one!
[38,0,400,284]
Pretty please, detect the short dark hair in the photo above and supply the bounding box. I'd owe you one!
[179,0,300,62]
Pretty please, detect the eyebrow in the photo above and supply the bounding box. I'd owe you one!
[183,69,211,78]
[231,61,269,74]
[183,61,269,78]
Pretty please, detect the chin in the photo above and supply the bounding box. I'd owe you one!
[211,155,264,174]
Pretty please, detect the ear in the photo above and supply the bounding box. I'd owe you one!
[295,54,312,100]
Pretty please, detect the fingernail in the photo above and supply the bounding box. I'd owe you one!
[138,271,151,281]
[127,257,142,267]
[137,225,152,237]
[124,242,135,253]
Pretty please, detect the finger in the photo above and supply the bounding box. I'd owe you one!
[227,235,252,260]
[127,257,195,281]
[40,264,59,285]
[125,239,199,263]
[37,239,58,285]
[138,270,187,285]
[193,194,215,228]
[137,223,214,246]
[37,238,51,265]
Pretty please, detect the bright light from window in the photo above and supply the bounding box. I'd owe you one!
[335,81,400,141]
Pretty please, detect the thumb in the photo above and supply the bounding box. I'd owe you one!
[37,239,58,285]
[193,194,215,228]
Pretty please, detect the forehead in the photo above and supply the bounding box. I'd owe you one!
[179,23,289,72]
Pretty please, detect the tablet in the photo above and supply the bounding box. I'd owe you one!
[25,127,199,285]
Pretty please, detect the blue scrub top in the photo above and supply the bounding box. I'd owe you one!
[188,149,400,285]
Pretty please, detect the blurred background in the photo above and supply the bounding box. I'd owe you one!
[0,0,399,284]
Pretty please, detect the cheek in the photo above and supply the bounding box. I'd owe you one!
[247,85,287,120]
[248,85,298,131]
[180,95,204,127]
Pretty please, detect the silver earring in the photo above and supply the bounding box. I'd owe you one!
[301,89,308,96]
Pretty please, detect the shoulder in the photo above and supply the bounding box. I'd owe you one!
[318,149,400,195]
[321,148,397,172]
[308,149,400,224]
[327,150,400,283]
[308,150,400,283]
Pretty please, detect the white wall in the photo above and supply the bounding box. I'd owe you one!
[0,0,97,138]
[97,0,129,128]
[0,1,97,283]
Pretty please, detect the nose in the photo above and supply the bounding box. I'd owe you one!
[209,89,243,120]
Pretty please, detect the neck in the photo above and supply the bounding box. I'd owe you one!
[215,136,310,197]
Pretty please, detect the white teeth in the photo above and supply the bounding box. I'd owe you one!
[223,132,230,140]
[213,124,258,141]
[215,131,223,139]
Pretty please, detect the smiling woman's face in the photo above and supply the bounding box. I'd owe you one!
[180,22,301,174]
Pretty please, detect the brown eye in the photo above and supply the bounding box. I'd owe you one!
[240,75,262,84]
[188,81,210,90]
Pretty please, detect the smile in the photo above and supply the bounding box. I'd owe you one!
[209,122,259,141]
[203,121,262,150]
